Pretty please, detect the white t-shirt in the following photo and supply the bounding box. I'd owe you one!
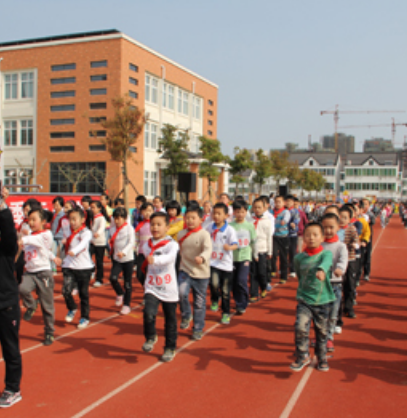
[22,230,54,273]
[142,237,179,302]
[62,228,94,270]
[111,223,135,263]
[91,214,107,246]
[206,222,238,272]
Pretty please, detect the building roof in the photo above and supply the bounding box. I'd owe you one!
[344,152,399,166]
[288,152,339,166]
[0,29,218,88]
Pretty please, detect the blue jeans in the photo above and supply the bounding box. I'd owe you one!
[295,300,332,361]
[178,271,209,332]
[328,283,342,341]
[233,261,250,310]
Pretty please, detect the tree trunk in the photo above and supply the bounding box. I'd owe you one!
[123,158,129,211]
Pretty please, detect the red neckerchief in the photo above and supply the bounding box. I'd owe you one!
[65,225,86,252]
[56,215,68,234]
[178,226,202,247]
[94,213,103,219]
[253,216,263,229]
[211,223,225,241]
[31,230,47,236]
[141,238,171,273]
[18,218,28,232]
[325,235,339,243]
[110,223,128,256]
[135,219,150,233]
[304,245,324,256]
[169,217,177,223]
[350,218,357,223]
[340,224,349,229]
[203,214,210,221]
[274,208,284,217]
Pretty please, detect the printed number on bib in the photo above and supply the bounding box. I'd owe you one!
[212,251,224,260]
[238,238,250,248]
[26,250,37,261]
[148,274,172,286]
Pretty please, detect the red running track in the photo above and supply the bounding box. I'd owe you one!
[1,218,407,418]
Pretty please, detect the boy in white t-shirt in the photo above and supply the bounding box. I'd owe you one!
[141,212,179,363]
[206,203,238,325]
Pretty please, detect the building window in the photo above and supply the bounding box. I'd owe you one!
[168,85,174,110]
[144,122,150,148]
[51,77,75,85]
[91,60,107,68]
[50,119,75,125]
[89,102,107,110]
[21,72,34,98]
[51,104,75,112]
[208,99,214,106]
[163,83,167,108]
[89,145,106,151]
[129,77,138,85]
[207,130,213,136]
[20,169,33,189]
[90,74,107,81]
[50,162,106,193]
[145,75,150,102]
[89,130,107,137]
[51,90,75,98]
[194,97,201,119]
[51,63,76,71]
[50,132,75,139]
[129,90,138,99]
[89,117,106,123]
[183,91,189,115]
[151,78,158,104]
[208,120,213,126]
[178,89,182,113]
[4,121,17,146]
[151,124,157,149]
[20,120,33,145]
[5,74,18,100]
[90,88,107,95]
[144,171,149,195]
[129,63,138,72]
[4,169,17,186]
[50,146,74,152]
[208,110,213,116]
[151,172,157,196]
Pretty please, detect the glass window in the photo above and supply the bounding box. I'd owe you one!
[20,120,33,145]
[50,146,74,152]
[129,90,138,99]
[129,77,138,85]
[163,83,167,108]
[90,74,107,81]
[151,172,157,196]
[144,122,150,148]
[168,85,174,110]
[51,63,76,71]
[208,120,213,126]
[50,119,75,125]
[151,78,158,104]
[183,91,189,115]
[144,171,149,195]
[208,130,213,136]
[178,89,182,113]
[129,63,138,72]
[4,169,17,186]
[194,97,201,119]
[5,74,18,100]
[51,90,75,98]
[90,60,107,68]
[151,124,157,149]
[50,132,75,139]
[90,88,107,95]
[89,131,106,137]
[51,77,75,85]
[89,117,106,123]
[51,105,75,112]
[4,121,17,146]
[89,145,106,151]
[208,99,214,106]
[208,109,213,116]
[145,75,150,102]
[89,103,107,109]
[21,72,34,98]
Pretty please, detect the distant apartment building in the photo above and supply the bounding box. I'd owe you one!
[0,29,223,203]
[363,138,395,153]
[322,133,355,154]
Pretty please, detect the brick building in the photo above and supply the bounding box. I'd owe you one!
[0,29,224,204]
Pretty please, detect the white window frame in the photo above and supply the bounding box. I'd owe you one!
[144,170,149,195]
[20,120,33,146]
[144,122,150,148]
[151,78,158,104]
[183,91,189,115]
[145,75,150,102]
[168,85,174,110]
[151,172,157,196]
[162,82,167,108]
[178,89,182,113]
[194,97,201,120]
[4,120,17,146]
[151,124,157,149]
[5,74,18,100]
[21,72,34,99]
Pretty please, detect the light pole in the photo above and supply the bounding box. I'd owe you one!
[0,57,4,185]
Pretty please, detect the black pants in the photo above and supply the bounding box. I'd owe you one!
[250,253,267,298]
[271,236,289,280]
[62,268,92,319]
[90,244,105,283]
[210,267,233,314]
[0,304,22,393]
[143,293,177,350]
[110,260,134,306]
[136,253,146,286]
[363,240,372,277]
[343,260,357,315]
[15,251,25,285]
[288,236,298,273]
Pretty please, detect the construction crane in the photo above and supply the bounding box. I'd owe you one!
[320,105,405,152]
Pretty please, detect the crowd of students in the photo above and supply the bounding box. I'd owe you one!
[0,189,397,408]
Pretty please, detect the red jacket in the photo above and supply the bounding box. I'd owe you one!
[297,209,308,237]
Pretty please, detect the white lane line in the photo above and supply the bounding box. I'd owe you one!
[70,321,223,418]
[278,225,386,418]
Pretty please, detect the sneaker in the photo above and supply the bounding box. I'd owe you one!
[77,318,90,330]
[65,310,77,323]
[191,331,203,341]
[327,340,334,352]
[93,281,102,288]
[221,314,231,325]
[180,316,192,330]
[266,283,272,291]
[0,390,22,408]
[161,348,176,363]
[279,279,287,284]
[210,302,219,312]
[44,334,54,346]
[317,360,330,372]
[236,308,246,315]
[364,275,370,282]
[120,305,131,315]
[115,295,124,307]
[23,308,36,322]
[249,297,258,304]
[260,290,268,298]
[71,288,78,296]
[334,326,342,334]
[289,272,296,278]
[290,356,311,372]
[346,311,357,319]
[142,335,158,352]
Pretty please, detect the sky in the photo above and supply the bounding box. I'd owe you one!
[1,0,407,155]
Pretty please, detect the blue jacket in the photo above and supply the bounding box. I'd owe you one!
[288,207,300,237]
[273,209,290,237]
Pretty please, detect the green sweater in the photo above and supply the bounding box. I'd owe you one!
[294,250,335,306]
[230,221,257,262]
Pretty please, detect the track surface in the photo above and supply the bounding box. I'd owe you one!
[1,218,406,418]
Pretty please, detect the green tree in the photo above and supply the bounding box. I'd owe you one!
[253,149,272,194]
[286,162,302,193]
[313,171,326,199]
[311,142,323,152]
[158,124,190,198]
[228,147,253,196]
[99,95,145,209]
[199,136,226,200]
[269,150,290,189]
[285,142,298,153]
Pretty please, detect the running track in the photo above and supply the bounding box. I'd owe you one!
[1,218,407,418]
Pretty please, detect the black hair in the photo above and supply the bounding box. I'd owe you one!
[65,199,77,210]
[81,195,92,204]
[113,207,128,219]
[304,221,324,235]
[344,203,355,214]
[339,206,352,218]
[185,206,203,218]
[68,207,85,219]
[44,209,54,224]
[269,192,275,198]
[136,195,147,203]
[28,207,46,221]
[294,197,299,203]
[321,213,339,223]
[140,202,154,212]
[260,195,270,205]
[23,198,41,210]
[235,195,245,201]
[153,195,163,203]
[253,197,265,206]
[187,200,200,209]
[100,193,111,206]
[286,194,295,201]
[114,198,125,207]
[84,209,94,229]
[213,202,228,215]
[91,200,110,223]
[325,204,339,213]
[150,211,169,225]
[52,196,64,207]
[232,200,248,211]
[165,200,181,216]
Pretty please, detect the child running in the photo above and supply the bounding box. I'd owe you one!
[141,212,179,362]
[109,207,135,315]
[90,200,108,288]
[19,207,56,346]
[135,202,154,286]
[291,222,334,372]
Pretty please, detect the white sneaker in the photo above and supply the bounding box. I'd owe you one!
[65,310,77,323]
[77,318,90,330]
[120,305,131,315]
[115,295,124,307]
[93,281,102,288]
[334,326,342,334]
[289,273,296,278]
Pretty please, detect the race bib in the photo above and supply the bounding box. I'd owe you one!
[147,264,173,287]
[236,230,250,249]
[211,243,224,261]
